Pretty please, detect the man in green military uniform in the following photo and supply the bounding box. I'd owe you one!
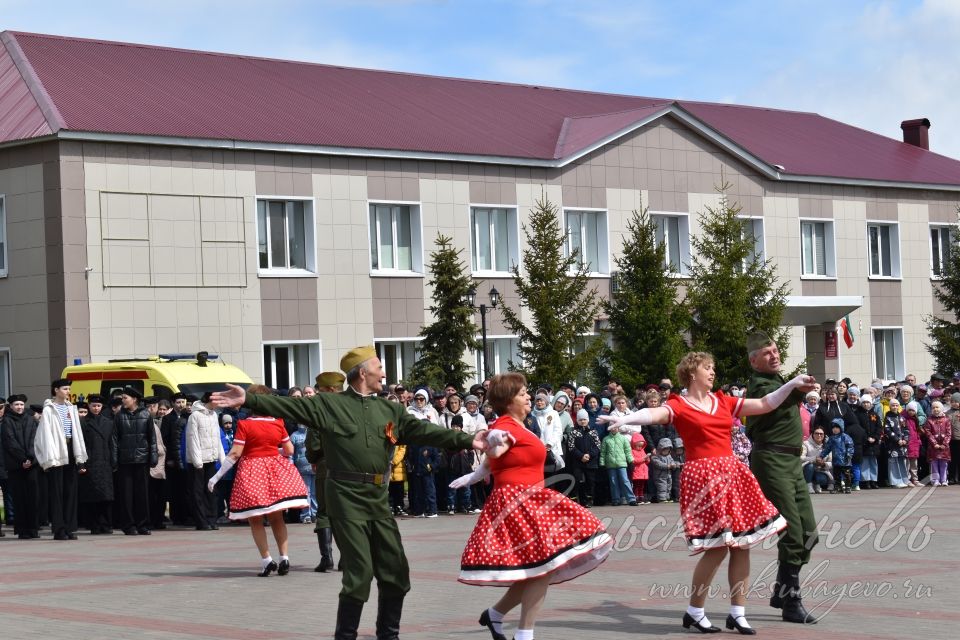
[745,332,818,624]
[213,346,486,640]
[309,370,345,573]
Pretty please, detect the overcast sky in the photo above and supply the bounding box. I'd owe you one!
[3,0,959,160]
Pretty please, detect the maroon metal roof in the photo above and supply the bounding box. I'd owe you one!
[2,30,960,187]
[0,37,53,142]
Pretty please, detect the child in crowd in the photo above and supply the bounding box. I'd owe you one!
[389,444,408,516]
[600,424,637,506]
[903,401,923,487]
[565,409,601,507]
[926,400,951,486]
[670,437,685,501]
[819,418,854,493]
[730,418,752,464]
[630,432,649,504]
[883,399,910,488]
[856,394,884,489]
[445,416,478,514]
[649,438,676,503]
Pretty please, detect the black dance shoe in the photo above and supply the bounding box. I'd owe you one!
[681,612,721,633]
[726,614,757,635]
[258,560,278,577]
[479,609,507,640]
[278,559,290,576]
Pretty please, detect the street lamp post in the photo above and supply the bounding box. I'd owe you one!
[467,286,500,380]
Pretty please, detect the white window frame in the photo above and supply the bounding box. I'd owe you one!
[0,347,11,398]
[563,207,610,276]
[871,327,905,383]
[261,340,322,390]
[367,200,424,276]
[737,215,766,268]
[929,223,954,280]
[255,196,318,277]
[474,335,520,384]
[469,205,520,276]
[866,220,902,279]
[0,194,7,278]
[798,218,836,279]
[650,211,691,277]
[376,339,421,385]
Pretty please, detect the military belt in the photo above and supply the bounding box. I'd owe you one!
[754,442,802,456]
[328,469,388,486]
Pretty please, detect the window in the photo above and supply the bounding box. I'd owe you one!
[931,225,953,278]
[471,207,518,273]
[263,342,321,390]
[475,337,520,382]
[565,210,609,274]
[255,198,317,274]
[739,217,765,267]
[800,220,835,277]
[376,340,420,385]
[873,328,905,382]
[0,194,6,277]
[0,348,10,398]
[651,213,690,275]
[368,203,423,273]
[867,222,901,278]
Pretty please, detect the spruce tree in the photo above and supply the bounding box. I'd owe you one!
[685,183,790,384]
[924,206,960,374]
[602,204,689,389]
[407,234,479,389]
[501,197,603,386]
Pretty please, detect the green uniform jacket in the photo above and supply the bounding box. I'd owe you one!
[245,388,473,520]
[745,371,807,447]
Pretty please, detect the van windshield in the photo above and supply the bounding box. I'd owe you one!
[178,382,251,397]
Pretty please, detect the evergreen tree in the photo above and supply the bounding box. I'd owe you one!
[685,183,790,384]
[601,204,689,389]
[924,206,960,374]
[407,234,479,389]
[501,197,603,386]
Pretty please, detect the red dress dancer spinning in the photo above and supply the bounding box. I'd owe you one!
[453,373,612,640]
[600,352,815,635]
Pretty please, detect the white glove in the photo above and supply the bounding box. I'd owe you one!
[207,456,235,492]
[486,429,515,448]
[762,375,816,410]
[598,408,653,433]
[449,459,491,488]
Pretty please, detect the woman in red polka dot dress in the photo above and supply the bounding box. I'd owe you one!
[600,352,815,635]
[208,384,309,577]
[452,372,613,640]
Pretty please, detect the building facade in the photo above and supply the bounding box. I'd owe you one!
[1,32,959,399]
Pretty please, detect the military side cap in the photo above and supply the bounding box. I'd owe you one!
[316,371,346,388]
[340,345,377,373]
[746,331,775,352]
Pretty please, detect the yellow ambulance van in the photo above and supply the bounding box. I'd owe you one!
[61,352,253,402]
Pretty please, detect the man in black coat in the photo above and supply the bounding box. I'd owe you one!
[114,387,157,535]
[79,395,117,534]
[160,392,190,525]
[1,395,40,539]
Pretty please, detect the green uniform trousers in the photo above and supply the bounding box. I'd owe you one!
[313,459,330,531]
[751,450,819,566]
[331,515,410,603]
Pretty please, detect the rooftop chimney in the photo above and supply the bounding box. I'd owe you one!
[900,118,931,150]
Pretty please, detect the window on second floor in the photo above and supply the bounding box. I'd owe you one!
[651,213,690,275]
[867,222,901,278]
[930,225,953,279]
[0,194,7,278]
[369,203,423,273]
[471,207,518,274]
[739,217,765,267]
[256,198,317,275]
[800,219,835,277]
[565,209,609,274]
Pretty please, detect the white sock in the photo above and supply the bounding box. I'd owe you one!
[280,555,289,562]
[729,605,751,628]
[487,607,504,634]
[686,605,712,628]
[261,556,274,569]
[514,630,533,640]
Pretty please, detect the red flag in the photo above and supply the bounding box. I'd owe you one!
[839,315,854,349]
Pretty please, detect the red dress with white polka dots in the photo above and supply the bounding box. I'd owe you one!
[228,416,309,519]
[663,391,786,553]
[458,415,613,586]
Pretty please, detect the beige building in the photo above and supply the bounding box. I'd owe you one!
[1,32,959,399]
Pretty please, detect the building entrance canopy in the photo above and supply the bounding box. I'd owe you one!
[781,295,863,326]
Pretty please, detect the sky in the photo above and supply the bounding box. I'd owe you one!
[3,0,959,159]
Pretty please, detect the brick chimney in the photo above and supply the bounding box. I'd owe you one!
[900,118,930,150]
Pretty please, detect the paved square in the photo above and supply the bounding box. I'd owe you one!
[0,486,953,639]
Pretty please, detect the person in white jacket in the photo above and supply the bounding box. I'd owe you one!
[35,378,88,540]
[531,393,565,475]
[185,393,225,530]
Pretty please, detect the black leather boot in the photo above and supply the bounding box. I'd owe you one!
[314,529,335,572]
[334,597,364,640]
[375,591,404,640]
[769,563,786,609]
[781,564,817,624]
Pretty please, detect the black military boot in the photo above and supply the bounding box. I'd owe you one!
[781,564,817,624]
[335,597,364,640]
[769,563,786,609]
[314,528,336,572]
[375,591,404,640]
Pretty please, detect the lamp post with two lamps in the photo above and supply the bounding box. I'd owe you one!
[467,285,500,380]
